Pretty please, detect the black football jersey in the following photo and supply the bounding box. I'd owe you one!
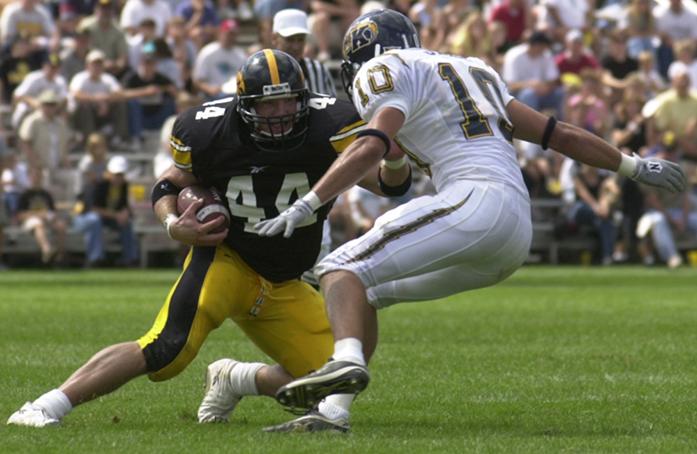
[170,95,366,282]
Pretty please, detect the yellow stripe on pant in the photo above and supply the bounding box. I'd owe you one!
[137,244,333,381]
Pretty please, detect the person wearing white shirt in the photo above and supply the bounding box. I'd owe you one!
[654,0,697,41]
[0,0,55,48]
[120,0,173,36]
[69,49,129,144]
[11,54,67,130]
[193,19,247,98]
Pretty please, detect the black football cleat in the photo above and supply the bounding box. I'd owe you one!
[275,361,370,414]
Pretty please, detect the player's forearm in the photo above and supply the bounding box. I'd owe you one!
[550,121,622,172]
[313,136,385,205]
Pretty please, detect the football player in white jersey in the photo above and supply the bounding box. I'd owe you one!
[256,9,687,424]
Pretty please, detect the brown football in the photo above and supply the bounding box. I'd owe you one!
[177,186,230,233]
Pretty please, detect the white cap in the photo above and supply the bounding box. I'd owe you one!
[273,9,309,37]
[668,61,689,80]
[566,29,583,43]
[86,49,106,63]
[107,155,128,174]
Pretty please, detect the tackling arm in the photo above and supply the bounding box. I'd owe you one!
[507,99,687,193]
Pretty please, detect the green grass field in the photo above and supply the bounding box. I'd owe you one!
[1,266,697,453]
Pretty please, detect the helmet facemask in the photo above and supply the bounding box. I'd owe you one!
[239,90,310,152]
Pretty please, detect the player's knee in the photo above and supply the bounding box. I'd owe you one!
[141,334,196,381]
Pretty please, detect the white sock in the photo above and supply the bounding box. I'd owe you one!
[33,389,72,420]
[317,393,354,421]
[333,337,365,366]
[229,362,265,396]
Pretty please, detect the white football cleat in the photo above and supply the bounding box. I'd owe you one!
[7,402,59,428]
[197,359,242,423]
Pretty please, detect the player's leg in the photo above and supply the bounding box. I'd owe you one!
[277,182,532,410]
[7,246,230,427]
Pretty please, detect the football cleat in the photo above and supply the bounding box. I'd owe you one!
[275,361,369,414]
[197,359,242,423]
[262,410,349,433]
[6,402,59,428]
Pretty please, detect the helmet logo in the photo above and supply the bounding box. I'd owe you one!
[262,82,291,96]
[344,21,379,58]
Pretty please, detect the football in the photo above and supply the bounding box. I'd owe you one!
[177,185,230,233]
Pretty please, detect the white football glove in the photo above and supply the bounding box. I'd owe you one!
[628,154,687,193]
[255,198,315,238]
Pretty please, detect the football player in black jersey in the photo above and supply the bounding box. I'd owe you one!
[7,49,412,432]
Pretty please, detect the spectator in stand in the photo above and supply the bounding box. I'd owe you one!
[175,0,219,48]
[78,0,129,76]
[567,162,620,265]
[566,69,610,137]
[16,166,68,265]
[193,18,246,99]
[60,28,90,81]
[120,0,173,36]
[121,48,177,145]
[271,9,336,96]
[1,149,30,217]
[488,0,530,50]
[0,0,56,51]
[636,138,696,268]
[11,52,67,130]
[76,132,109,206]
[309,0,361,61]
[651,66,697,161]
[555,29,599,77]
[601,31,639,92]
[635,50,667,97]
[537,0,590,42]
[155,91,199,178]
[0,34,46,103]
[18,89,72,179]
[654,0,697,43]
[73,155,138,267]
[409,0,444,52]
[439,0,472,51]
[667,40,697,92]
[450,11,497,67]
[253,0,304,49]
[620,0,656,58]
[503,31,563,117]
[127,18,158,70]
[58,0,97,21]
[165,16,196,69]
[151,38,183,88]
[68,49,129,146]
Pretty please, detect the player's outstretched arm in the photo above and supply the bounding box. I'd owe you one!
[152,165,228,246]
[507,100,687,193]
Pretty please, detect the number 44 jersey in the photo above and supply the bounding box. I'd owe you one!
[351,48,528,198]
[169,95,366,282]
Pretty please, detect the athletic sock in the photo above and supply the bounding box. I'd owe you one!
[333,337,366,366]
[318,393,354,421]
[229,362,265,396]
[33,389,72,420]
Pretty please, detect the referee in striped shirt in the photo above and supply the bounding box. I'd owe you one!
[271,9,337,97]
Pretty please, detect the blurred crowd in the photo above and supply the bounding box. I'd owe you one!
[0,0,696,269]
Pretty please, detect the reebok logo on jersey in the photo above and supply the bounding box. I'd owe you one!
[250,166,268,174]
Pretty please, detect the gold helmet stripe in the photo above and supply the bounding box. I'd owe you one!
[263,49,281,85]
[236,71,246,94]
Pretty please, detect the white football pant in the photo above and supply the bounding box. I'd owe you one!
[316,180,532,309]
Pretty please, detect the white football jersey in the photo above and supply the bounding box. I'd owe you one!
[351,48,528,197]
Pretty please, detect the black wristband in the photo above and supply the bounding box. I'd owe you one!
[541,116,557,150]
[356,128,391,157]
[378,165,412,197]
[151,178,181,206]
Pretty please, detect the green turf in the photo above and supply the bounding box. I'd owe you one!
[1,267,697,453]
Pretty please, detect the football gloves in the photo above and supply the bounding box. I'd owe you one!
[255,198,315,238]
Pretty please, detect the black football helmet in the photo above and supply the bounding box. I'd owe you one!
[340,9,420,98]
[237,49,310,152]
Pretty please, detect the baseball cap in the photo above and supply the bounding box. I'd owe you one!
[46,52,61,67]
[107,155,129,174]
[86,49,106,63]
[38,89,62,104]
[528,31,551,45]
[220,19,239,33]
[272,9,309,37]
[566,29,583,43]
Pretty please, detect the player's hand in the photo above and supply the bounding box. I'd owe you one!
[169,200,228,246]
[631,154,687,193]
[254,199,314,238]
